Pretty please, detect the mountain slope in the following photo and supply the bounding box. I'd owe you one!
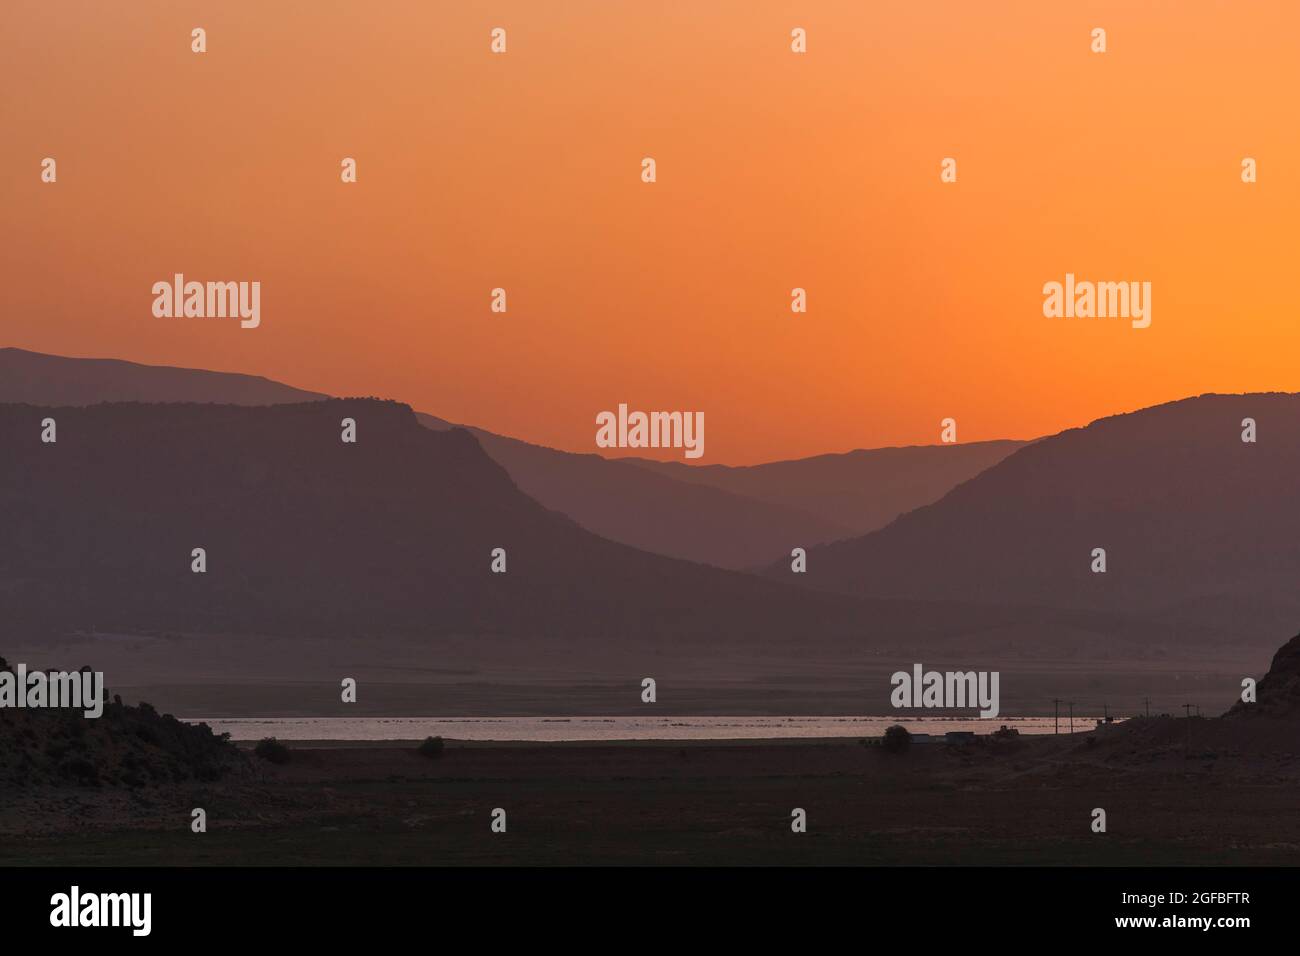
[776,393,1300,644]
[417,415,850,568]
[625,440,1026,538]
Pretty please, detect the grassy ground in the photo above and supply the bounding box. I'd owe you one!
[4,733,1299,866]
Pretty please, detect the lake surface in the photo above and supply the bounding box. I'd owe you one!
[188,715,1110,742]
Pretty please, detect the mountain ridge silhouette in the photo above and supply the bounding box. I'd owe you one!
[773,391,1300,648]
[1,347,1018,569]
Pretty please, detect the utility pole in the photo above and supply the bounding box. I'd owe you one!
[1068,701,1075,735]
[1182,703,1193,755]
[1143,696,1150,718]
[1053,698,1061,735]
[1103,701,1109,723]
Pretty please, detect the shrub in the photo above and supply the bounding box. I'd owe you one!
[253,737,291,765]
[417,736,445,758]
[881,724,912,754]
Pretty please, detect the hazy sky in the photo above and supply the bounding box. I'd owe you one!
[3,1,1299,463]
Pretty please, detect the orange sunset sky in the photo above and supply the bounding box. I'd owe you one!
[3,1,1299,464]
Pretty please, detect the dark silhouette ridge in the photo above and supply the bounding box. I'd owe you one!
[0,348,1015,569]
[774,393,1300,647]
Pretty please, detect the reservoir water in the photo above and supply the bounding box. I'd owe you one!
[188,714,1109,742]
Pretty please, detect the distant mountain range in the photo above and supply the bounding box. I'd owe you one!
[0,397,1094,672]
[0,348,1021,569]
[1,347,1291,674]
[416,414,851,570]
[623,440,1025,543]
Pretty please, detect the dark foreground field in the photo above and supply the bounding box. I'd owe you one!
[3,719,1299,866]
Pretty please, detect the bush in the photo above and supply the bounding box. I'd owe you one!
[417,736,445,758]
[253,737,291,765]
[881,724,912,754]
